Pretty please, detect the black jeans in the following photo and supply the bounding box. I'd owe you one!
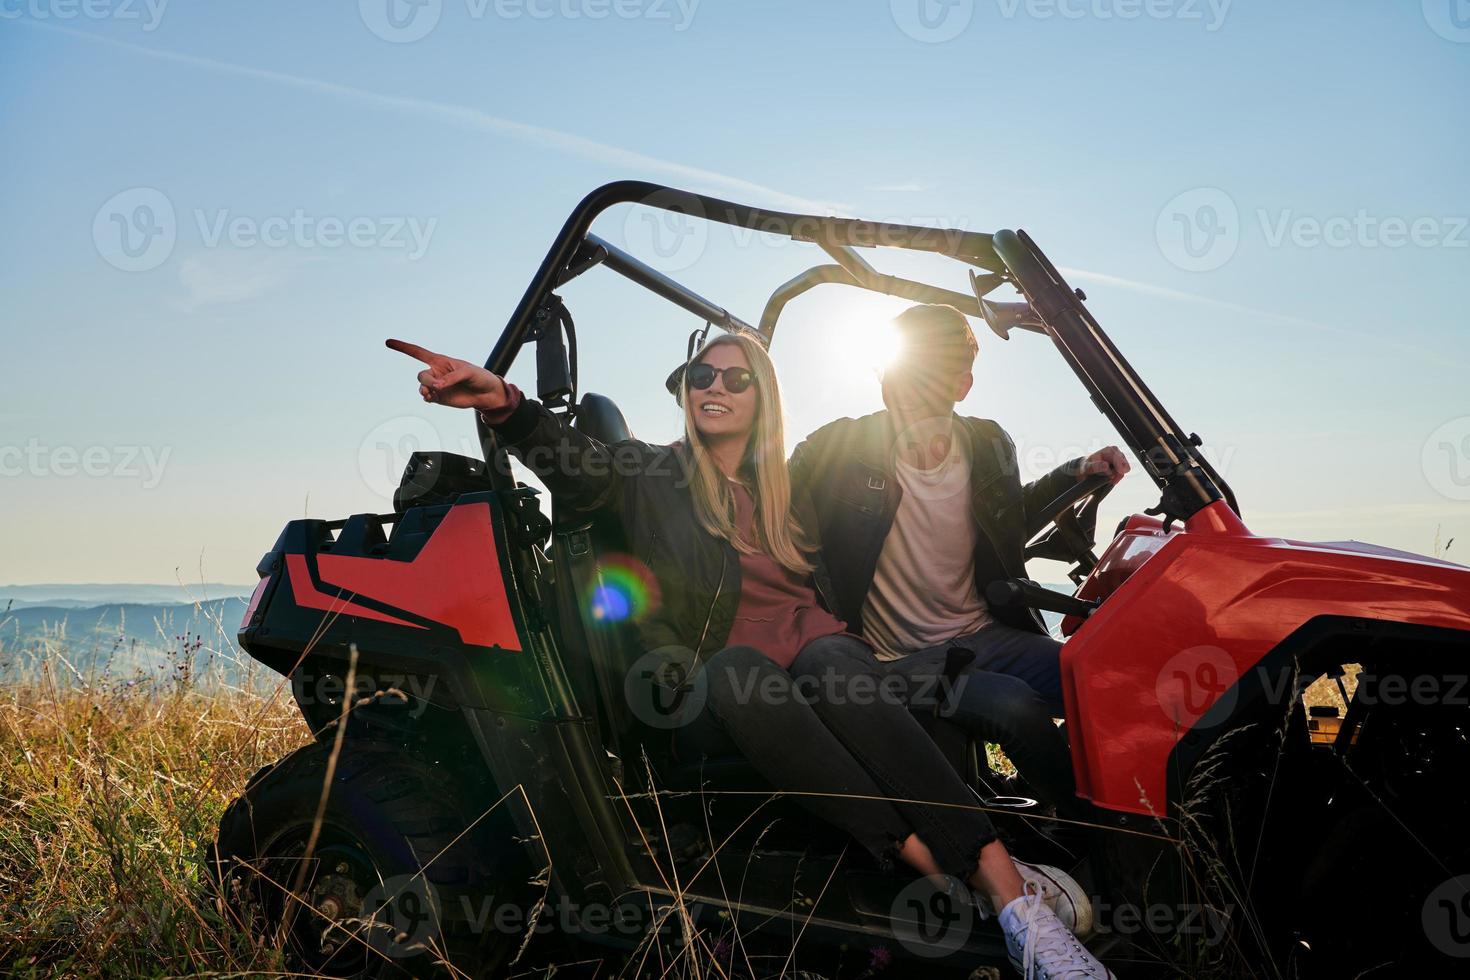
[677,642,999,879]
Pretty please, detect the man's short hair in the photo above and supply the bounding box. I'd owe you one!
[891,304,979,374]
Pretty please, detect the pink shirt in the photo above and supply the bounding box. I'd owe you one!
[723,482,846,668]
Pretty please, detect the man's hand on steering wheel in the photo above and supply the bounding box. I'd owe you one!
[1077,446,1130,485]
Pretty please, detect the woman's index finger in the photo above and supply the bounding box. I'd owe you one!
[385,338,440,365]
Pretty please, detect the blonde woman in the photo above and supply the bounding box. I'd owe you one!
[387,333,1116,979]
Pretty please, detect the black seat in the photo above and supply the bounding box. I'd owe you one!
[553,394,759,777]
[572,392,632,446]
[548,394,646,750]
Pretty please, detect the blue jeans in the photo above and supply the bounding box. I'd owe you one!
[934,621,1065,712]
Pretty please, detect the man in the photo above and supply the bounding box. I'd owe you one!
[788,303,1129,813]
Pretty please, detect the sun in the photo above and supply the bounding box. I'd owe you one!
[837,313,904,378]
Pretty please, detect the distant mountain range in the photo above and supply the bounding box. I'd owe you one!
[1,582,253,609]
[0,593,256,687]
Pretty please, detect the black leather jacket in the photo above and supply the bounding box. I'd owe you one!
[492,395,840,660]
[788,410,1081,636]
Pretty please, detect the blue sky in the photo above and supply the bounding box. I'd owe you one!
[2,0,1467,586]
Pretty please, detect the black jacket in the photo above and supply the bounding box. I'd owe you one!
[788,410,1081,637]
[492,395,840,661]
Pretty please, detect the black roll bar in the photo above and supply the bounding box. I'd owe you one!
[486,181,1003,375]
[481,181,1236,525]
[582,233,758,337]
[992,230,1237,520]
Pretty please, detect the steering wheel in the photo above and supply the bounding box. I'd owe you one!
[1023,473,1114,582]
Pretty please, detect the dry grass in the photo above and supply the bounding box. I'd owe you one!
[0,638,312,976]
[0,595,1378,979]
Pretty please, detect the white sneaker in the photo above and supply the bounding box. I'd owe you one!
[1013,859,1093,938]
[1000,888,1117,980]
[970,859,1094,938]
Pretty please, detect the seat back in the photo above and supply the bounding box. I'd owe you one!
[548,394,647,750]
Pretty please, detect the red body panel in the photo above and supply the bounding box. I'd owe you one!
[283,502,522,651]
[1061,501,1470,815]
[285,553,426,630]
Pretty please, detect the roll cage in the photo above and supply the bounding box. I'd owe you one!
[480,180,1241,530]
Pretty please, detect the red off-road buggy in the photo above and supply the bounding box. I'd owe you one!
[209,183,1470,978]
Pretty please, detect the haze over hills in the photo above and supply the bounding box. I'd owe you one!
[0,585,255,687]
[1,583,253,609]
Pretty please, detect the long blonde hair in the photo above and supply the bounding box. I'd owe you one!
[682,333,811,574]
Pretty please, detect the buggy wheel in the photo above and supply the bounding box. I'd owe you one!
[208,740,530,978]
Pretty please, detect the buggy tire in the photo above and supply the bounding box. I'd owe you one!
[208,739,532,979]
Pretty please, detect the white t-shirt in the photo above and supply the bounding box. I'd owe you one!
[861,435,993,661]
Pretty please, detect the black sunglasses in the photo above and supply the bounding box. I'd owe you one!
[686,363,757,394]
